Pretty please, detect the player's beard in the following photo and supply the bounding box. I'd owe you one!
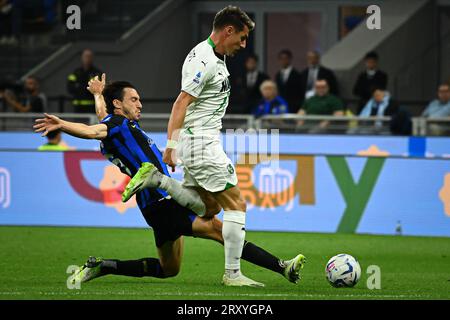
[233,46,242,56]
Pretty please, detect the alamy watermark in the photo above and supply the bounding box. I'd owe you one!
[366,264,381,289]
[66,5,81,30]
[366,5,381,30]
[66,265,81,289]
[65,4,380,32]
[168,128,280,169]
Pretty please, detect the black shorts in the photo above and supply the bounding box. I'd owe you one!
[140,198,197,248]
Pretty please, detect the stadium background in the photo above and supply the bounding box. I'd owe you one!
[2,0,450,114]
[0,0,449,300]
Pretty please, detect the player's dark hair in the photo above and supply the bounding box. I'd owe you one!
[213,6,254,32]
[278,49,293,59]
[365,51,379,61]
[103,81,136,114]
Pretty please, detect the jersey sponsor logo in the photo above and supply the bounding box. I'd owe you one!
[193,71,202,84]
[0,167,11,209]
[227,163,235,174]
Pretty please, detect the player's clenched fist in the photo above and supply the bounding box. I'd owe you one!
[163,148,177,172]
[87,73,106,96]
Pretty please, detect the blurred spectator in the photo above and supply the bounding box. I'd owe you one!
[390,107,412,136]
[353,51,388,114]
[421,84,450,136]
[38,130,75,151]
[242,54,269,114]
[0,78,21,104]
[67,49,103,113]
[38,129,71,151]
[253,80,288,118]
[1,0,57,45]
[299,50,339,101]
[422,84,450,118]
[229,54,269,114]
[1,75,47,112]
[275,49,303,113]
[353,87,411,135]
[359,88,398,118]
[0,0,14,45]
[298,79,344,116]
[297,79,344,133]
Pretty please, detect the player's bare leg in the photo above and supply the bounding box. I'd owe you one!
[156,237,184,277]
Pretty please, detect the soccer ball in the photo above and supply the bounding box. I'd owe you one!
[325,253,361,287]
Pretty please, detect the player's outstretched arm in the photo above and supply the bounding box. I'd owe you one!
[87,73,107,122]
[34,113,107,140]
[163,91,196,171]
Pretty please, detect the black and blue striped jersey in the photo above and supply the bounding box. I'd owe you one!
[99,114,170,209]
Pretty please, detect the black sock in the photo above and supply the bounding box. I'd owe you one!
[100,258,165,278]
[241,241,285,275]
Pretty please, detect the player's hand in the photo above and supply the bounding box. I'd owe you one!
[163,148,176,172]
[33,113,63,137]
[87,73,106,96]
[3,89,16,102]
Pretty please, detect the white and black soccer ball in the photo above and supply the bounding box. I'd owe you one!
[325,254,361,288]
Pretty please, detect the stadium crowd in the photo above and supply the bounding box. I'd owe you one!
[229,49,450,135]
[0,0,57,45]
[0,1,449,136]
[2,46,450,136]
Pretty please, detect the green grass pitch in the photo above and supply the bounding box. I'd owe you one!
[0,226,449,300]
